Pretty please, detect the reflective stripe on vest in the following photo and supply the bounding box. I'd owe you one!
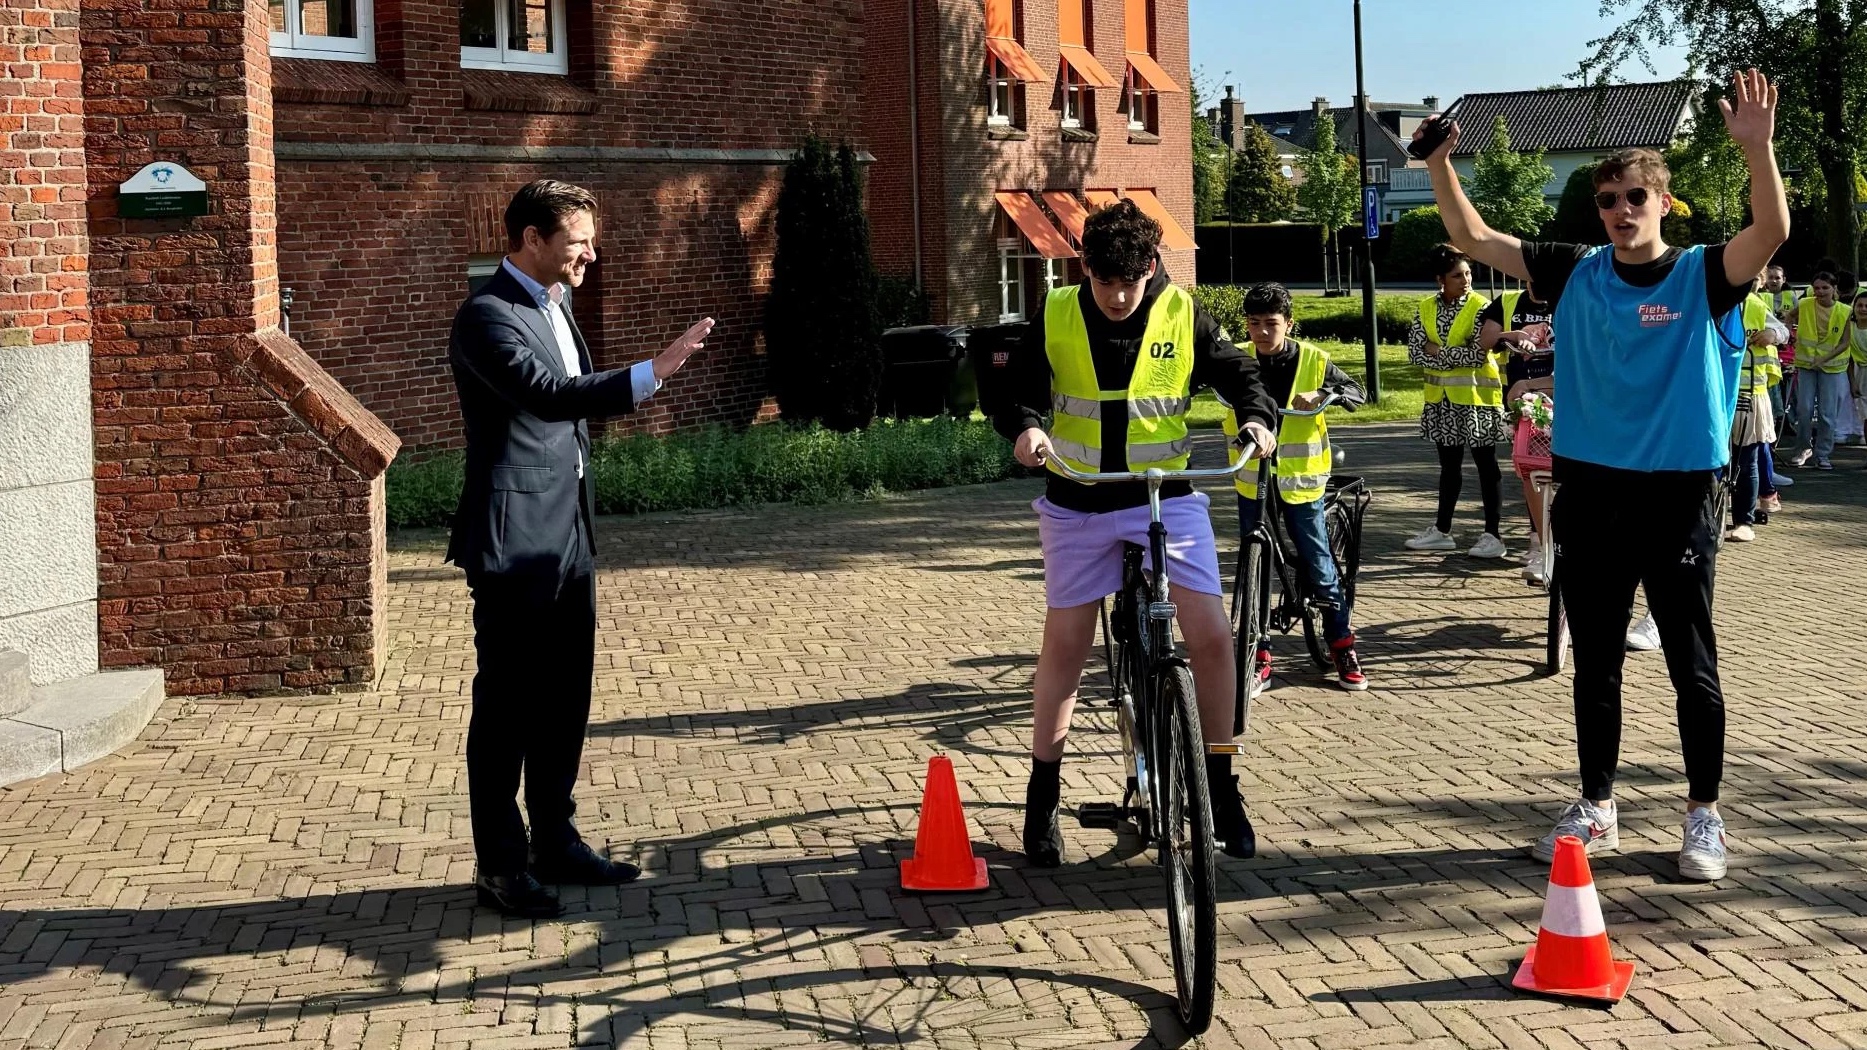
[1796,296,1851,372]
[1224,340,1332,505]
[1043,284,1197,475]
[1419,293,1501,407]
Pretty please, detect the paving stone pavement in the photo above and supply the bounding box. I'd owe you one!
[3,425,1866,1050]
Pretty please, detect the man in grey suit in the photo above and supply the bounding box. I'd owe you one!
[447,180,713,918]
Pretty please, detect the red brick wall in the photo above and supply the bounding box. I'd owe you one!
[81,0,401,696]
[0,0,87,349]
[272,0,866,449]
[865,0,1195,325]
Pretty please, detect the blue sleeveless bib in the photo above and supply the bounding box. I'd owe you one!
[1551,245,1744,471]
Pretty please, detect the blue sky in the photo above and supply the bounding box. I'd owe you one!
[1189,0,1691,113]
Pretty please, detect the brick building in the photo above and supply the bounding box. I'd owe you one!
[269,0,865,450]
[863,0,1196,326]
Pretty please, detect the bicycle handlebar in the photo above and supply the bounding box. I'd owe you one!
[1034,393,1345,485]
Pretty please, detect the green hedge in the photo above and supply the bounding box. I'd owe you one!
[1191,286,1418,345]
[385,417,1020,528]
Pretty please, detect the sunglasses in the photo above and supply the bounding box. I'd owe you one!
[1594,187,1652,210]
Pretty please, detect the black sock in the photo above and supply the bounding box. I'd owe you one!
[1027,756,1061,809]
[1205,753,1233,792]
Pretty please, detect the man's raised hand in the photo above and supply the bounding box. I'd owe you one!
[653,317,715,380]
[1719,68,1778,154]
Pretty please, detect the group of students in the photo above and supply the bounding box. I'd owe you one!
[996,69,1789,887]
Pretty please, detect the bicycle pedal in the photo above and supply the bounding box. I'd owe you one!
[1075,802,1126,830]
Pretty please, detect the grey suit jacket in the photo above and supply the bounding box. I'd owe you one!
[445,267,638,595]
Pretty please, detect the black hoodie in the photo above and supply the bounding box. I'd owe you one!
[993,265,1278,513]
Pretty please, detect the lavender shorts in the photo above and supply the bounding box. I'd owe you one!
[1034,492,1225,609]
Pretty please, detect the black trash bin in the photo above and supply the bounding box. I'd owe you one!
[966,320,1033,423]
[879,325,971,419]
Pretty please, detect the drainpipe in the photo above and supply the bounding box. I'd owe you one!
[906,0,924,290]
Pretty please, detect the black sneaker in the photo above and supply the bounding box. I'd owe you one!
[1208,774,1257,859]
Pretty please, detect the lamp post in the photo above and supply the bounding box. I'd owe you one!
[1353,0,1381,402]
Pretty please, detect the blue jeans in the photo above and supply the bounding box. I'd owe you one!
[1238,494,1352,644]
[1793,367,1849,462]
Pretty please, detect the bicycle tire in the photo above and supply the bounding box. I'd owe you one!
[1155,662,1217,1035]
[1327,498,1360,609]
[1545,570,1570,676]
[1300,606,1328,669]
[1231,534,1272,734]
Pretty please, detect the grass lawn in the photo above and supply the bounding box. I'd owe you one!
[1188,341,1422,428]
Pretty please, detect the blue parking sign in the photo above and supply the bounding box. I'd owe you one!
[1363,186,1380,240]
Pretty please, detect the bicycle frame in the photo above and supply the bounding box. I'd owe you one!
[1232,395,1347,639]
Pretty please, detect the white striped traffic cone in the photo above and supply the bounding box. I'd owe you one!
[1511,834,1635,1003]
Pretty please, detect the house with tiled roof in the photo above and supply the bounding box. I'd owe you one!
[1224,91,1441,216]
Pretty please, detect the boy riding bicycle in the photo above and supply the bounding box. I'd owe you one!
[993,200,1279,864]
[1219,283,1369,692]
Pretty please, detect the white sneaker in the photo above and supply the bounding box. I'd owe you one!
[1772,472,1794,487]
[1791,449,1813,467]
[1679,808,1727,881]
[1404,526,1457,552]
[1531,798,1619,863]
[1725,524,1756,543]
[1522,535,1543,566]
[1522,561,1547,586]
[1626,613,1661,652]
[1467,533,1508,560]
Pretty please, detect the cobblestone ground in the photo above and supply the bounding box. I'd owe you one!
[3,426,1866,1049]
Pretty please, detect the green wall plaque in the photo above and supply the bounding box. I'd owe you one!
[119,162,208,219]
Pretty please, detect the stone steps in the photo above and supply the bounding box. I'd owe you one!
[0,649,165,787]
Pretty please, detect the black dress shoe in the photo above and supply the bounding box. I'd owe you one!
[476,872,564,918]
[530,841,642,885]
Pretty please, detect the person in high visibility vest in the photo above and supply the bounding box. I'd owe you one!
[1788,270,1850,469]
[1403,245,1511,559]
[1417,68,1789,883]
[1727,278,1789,542]
[1838,291,1867,446]
[1220,283,1368,693]
[993,200,1279,865]
[1481,283,1556,584]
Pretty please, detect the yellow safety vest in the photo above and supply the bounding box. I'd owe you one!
[1796,297,1850,372]
[1418,292,1500,406]
[1044,284,1196,475]
[1741,294,1779,396]
[1768,288,1797,318]
[1852,326,1867,368]
[1222,340,1332,504]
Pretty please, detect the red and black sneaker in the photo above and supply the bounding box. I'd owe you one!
[1251,646,1274,694]
[1330,635,1368,692]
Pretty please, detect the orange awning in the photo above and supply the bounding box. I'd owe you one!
[1127,52,1182,94]
[1124,189,1197,252]
[1041,191,1092,244]
[995,191,1077,260]
[1059,0,1086,46]
[1124,0,1150,51]
[1084,189,1121,210]
[1059,45,1119,89]
[986,35,1046,83]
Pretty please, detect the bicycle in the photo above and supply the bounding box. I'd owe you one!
[1229,395,1370,725]
[1046,442,1261,1036]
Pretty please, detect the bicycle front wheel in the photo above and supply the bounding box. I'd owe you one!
[1545,570,1570,676]
[1231,534,1272,734]
[1156,663,1217,1034]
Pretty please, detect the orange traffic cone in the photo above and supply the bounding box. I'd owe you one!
[899,755,990,892]
[1511,834,1635,1003]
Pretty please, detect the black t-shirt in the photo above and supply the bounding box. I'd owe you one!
[1523,242,1753,319]
[1479,294,1556,386]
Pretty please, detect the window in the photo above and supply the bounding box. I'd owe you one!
[468,255,502,295]
[996,232,1066,323]
[1280,164,1295,179]
[1062,67,1092,129]
[988,55,1025,127]
[270,0,373,60]
[1126,71,1158,133]
[1364,159,1388,184]
[462,0,568,73]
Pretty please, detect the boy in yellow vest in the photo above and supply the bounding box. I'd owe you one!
[1221,283,1369,692]
[993,201,1280,864]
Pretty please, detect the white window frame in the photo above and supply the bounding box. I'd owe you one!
[988,56,1016,126]
[270,0,374,61]
[1062,67,1091,129]
[462,0,569,74]
[1364,159,1388,184]
[999,238,1027,322]
[1127,72,1157,133]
